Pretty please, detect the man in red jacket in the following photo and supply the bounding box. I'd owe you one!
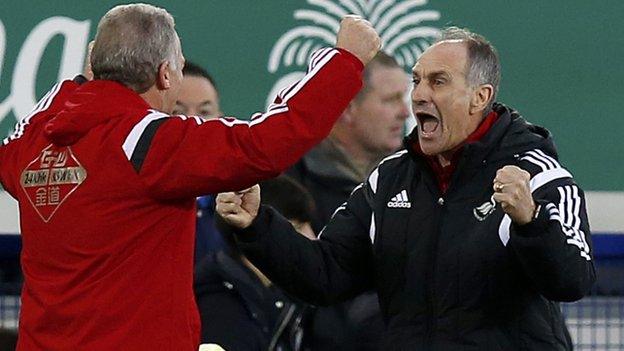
[0,4,379,350]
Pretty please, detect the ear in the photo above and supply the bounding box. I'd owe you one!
[339,101,358,125]
[470,84,493,115]
[155,61,171,90]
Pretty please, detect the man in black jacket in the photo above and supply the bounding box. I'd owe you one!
[216,27,595,350]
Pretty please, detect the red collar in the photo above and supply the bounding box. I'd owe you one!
[413,111,499,194]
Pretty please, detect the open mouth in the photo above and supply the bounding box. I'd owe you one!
[416,112,440,136]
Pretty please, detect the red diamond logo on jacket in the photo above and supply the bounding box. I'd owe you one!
[20,144,87,222]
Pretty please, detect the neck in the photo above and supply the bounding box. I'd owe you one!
[331,129,382,171]
[433,110,497,168]
[436,152,453,167]
[140,87,166,112]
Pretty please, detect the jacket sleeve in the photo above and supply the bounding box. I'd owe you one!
[235,182,375,306]
[125,48,363,199]
[507,149,596,302]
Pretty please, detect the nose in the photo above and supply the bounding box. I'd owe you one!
[396,100,410,121]
[186,107,198,116]
[411,81,431,107]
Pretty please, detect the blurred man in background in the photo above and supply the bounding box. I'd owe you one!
[287,51,409,351]
[172,61,228,263]
[173,61,222,120]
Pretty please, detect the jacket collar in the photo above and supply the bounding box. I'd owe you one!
[44,80,151,146]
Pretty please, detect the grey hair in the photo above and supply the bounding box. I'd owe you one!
[91,3,180,93]
[436,27,501,112]
[355,51,402,101]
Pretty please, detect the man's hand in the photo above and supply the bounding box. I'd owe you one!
[336,15,381,65]
[215,185,261,229]
[492,165,536,225]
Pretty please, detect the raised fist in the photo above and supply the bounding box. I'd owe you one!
[492,165,536,225]
[216,185,261,229]
[336,15,381,65]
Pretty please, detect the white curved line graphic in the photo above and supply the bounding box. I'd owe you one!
[0,20,10,125]
[381,11,440,43]
[268,26,335,72]
[400,47,414,67]
[294,9,340,32]
[0,20,5,86]
[377,0,426,34]
[297,40,316,66]
[370,0,395,25]
[354,0,370,13]
[386,27,439,53]
[308,0,349,18]
[284,40,301,66]
[410,43,423,59]
[396,52,405,67]
[337,0,364,16]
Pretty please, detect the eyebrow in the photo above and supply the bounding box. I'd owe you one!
[175,100,214,106]
[412,70,450,79]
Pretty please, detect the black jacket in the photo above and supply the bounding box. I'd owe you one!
[287,138,384,351]
[194,251,308,351]
[235,103,596,350]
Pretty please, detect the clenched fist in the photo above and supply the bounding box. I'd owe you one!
[216,185,261,229]
[492,165,536,225]
[336,15,381,65]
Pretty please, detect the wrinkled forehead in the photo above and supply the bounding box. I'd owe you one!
[412,40,468,76]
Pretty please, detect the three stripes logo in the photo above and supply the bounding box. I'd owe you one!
[387,189,411,208]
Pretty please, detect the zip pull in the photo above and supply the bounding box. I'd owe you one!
[437,197,445,206]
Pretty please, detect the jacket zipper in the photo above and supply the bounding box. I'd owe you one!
[426,194,445,348]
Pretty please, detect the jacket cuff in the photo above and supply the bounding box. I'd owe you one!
[512,200,549,238]
[235,205,273,243]
[336,48,365,73]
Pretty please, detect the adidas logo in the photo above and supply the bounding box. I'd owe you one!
[387,190,411,208]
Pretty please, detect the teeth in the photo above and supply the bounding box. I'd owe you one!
[421,118,439,133]
[417,113,439,134]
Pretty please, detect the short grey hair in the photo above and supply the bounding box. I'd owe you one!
[436,27,501,112]
[355,51,402,101]
[91,4,181,93]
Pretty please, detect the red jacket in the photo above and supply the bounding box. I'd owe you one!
[0,48,362,350]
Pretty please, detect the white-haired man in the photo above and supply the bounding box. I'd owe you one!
[217,27,595,350]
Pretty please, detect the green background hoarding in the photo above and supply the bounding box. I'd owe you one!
[0,0,622,192]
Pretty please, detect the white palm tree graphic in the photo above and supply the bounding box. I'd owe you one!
[268,0,441,73]
[265,0,441,107]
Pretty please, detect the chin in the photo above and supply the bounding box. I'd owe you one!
[420,148,438,156]
[418,140,442,156]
